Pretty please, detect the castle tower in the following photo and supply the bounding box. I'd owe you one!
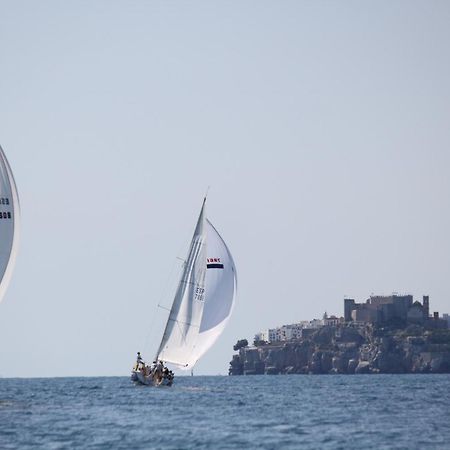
[344,298,355,322]
[423,295,430,320]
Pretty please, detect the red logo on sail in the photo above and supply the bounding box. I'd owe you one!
[207,257,223,269]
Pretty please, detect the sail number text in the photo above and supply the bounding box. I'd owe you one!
[195,287,205,302]
[0,198,12,219]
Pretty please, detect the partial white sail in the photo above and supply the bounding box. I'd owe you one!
[192,219,237,363]
[156,200,207,367]
[156,200,237,369]
[0,146,20,304]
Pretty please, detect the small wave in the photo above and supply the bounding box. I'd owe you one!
[0,399,14,407]
[272,424,309,435]
[77,385,103,390]
[181,386,211,392]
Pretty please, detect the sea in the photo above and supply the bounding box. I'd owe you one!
[0,375,449,449]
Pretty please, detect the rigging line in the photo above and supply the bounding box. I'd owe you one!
[176,320,188,345]
[157,304,171,312]
[158,228,196,310]
[179,279,205,288]
[142,257,183,357]
[142,304,159,359]
[159,257,182,308]
[168,317,200,329]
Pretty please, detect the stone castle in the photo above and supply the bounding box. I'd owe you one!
[344,294,447,328]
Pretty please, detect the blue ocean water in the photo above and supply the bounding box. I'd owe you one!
[0,375,449,449]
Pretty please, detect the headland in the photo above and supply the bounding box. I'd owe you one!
[230,294,450,375]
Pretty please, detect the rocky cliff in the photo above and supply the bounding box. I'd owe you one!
[229,324,450,375]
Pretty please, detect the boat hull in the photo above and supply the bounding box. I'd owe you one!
[131,370,173,387]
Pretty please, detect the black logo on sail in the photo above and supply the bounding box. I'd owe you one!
[207,258,223,269]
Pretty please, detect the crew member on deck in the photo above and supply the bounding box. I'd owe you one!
[136,352,143,369]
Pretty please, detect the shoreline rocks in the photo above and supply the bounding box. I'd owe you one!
[229,325,450,375]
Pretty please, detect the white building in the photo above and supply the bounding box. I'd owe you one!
[256,318,326,343]
[323,315,343,326]
[308,319,324,328]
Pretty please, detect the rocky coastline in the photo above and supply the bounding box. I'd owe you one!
[229,324,450,375]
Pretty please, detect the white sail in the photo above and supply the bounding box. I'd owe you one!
[156,200,237,369]
[0,146,20,304]
[156,199,207,367]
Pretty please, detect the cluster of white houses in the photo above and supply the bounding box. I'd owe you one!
[255,313,343,343]
[256,294,450,344]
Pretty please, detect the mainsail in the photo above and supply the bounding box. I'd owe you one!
[0,146,20,304]
[156,199,237,368]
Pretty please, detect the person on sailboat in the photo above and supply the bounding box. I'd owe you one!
[136,352,143,369]
[152,360,164,383]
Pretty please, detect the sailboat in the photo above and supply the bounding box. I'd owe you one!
[132,197,237,386]
[0,146,20,305]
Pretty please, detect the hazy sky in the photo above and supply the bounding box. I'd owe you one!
[1,1,449,377]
